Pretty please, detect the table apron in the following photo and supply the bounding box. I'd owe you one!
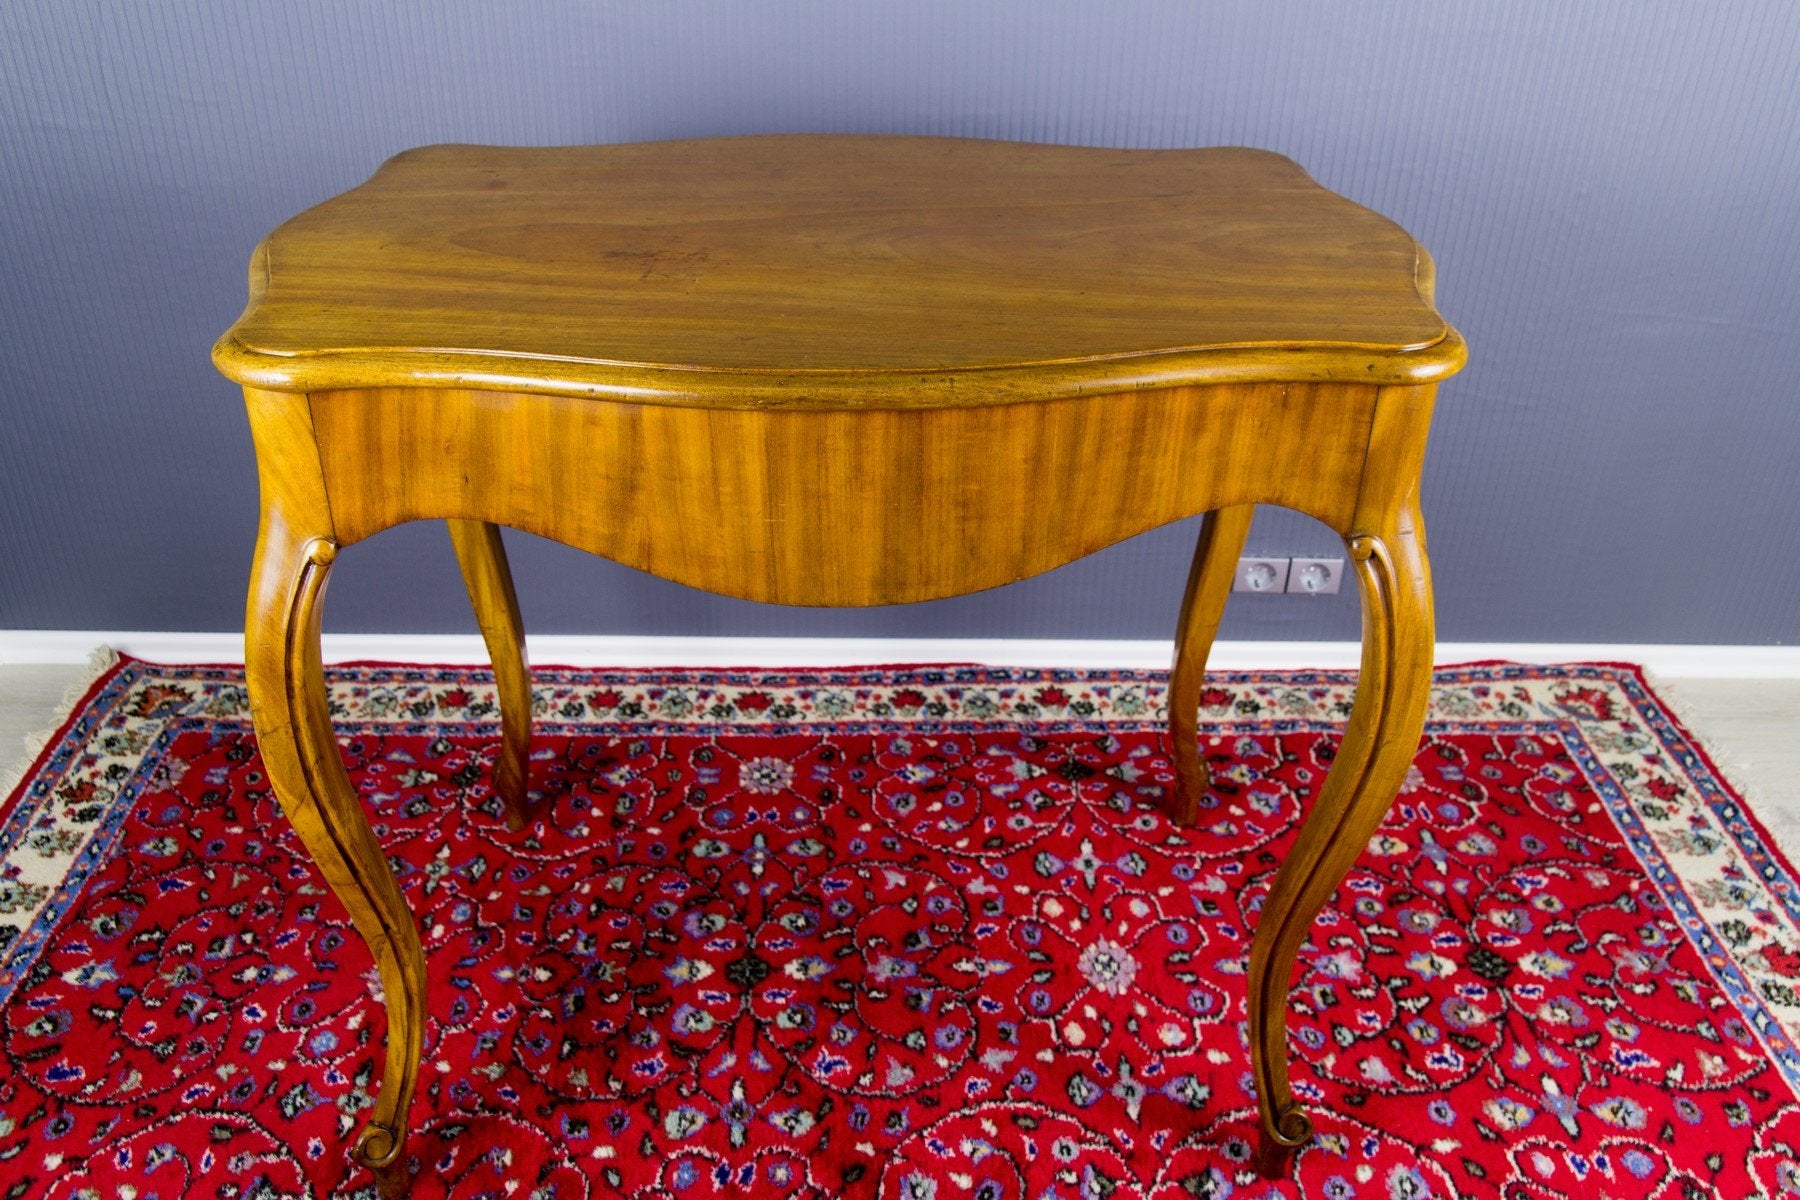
[294,382,1407,606]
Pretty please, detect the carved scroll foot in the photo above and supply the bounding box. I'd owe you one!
[1252,1105,1315,1177]
[356,1120,413,1199]
[245,515,426,1192]
[1244,505,1434,1159]
[448,519,535,831]
[1168,504,1255,826]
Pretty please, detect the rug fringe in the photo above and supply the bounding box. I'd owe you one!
[1637,665,1800,866]
[0,645,121,802]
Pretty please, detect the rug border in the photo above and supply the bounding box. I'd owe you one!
[1612,660,1800,914]
[0,650,132,829]
[1447,657,1800,932]
[1615,661,1800,865]
[19,654,1778,862]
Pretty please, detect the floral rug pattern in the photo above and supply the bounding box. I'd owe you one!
[1,658,1798,1197]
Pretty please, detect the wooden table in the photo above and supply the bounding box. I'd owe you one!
[214,135,1464,1192]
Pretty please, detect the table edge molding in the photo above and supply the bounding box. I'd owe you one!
[212,328,1467,408]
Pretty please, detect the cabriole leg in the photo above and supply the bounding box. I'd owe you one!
[245,512,425,1199]
[448,519,534,830]
[1246,501,1434,1172]
[1168,504,1255,826]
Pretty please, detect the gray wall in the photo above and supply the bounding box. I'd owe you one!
[3,1,1797,644]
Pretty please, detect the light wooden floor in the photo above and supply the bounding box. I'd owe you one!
[4,661,1796,815]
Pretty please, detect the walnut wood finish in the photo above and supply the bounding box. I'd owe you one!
[219,136,1463,1191]
[1169,504,1257,826]
[307,382,1381,600]
[446,520,532,830]
[214,137,1461,406]
[241,390,422,1197]
[1249,380,1439,1171]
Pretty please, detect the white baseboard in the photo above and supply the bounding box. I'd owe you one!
[0,630,1796,679]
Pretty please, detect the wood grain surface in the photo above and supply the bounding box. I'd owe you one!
[304,380,1391,603]
[214,137,1463,406]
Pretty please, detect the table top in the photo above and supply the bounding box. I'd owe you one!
[214,136,1464,408]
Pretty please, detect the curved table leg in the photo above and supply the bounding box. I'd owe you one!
[1247,501,1434,1171]
[448,519,534,830]
[245,513,425,1199]
[1168,504,1255,826]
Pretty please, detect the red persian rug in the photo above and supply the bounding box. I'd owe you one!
[2,657,1798,1199]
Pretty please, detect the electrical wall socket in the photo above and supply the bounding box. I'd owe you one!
[1233,556,1345,595]
[1287,557,1344,595]
[1233,557,1290,594]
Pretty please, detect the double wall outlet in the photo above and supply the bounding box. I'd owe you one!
[1234,556,1344,595]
